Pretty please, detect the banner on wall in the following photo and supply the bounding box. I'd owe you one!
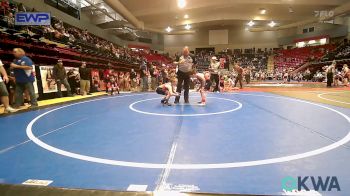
[40,66,79,93]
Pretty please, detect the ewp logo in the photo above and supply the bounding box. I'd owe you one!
[281,176,341,192]
[15,12,51,26]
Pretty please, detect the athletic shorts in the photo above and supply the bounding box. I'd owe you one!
[0,82,9,96]
[156,87,166,95]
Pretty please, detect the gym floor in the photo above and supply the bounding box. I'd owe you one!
[0,87,350,195]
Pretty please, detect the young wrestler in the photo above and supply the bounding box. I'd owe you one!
[156,77,178,106]
[106,76,120,95]
[193,71,211,106]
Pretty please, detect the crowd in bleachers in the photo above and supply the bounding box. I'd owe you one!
[274,44,336,70]
[0,2,171,66]
[0,0,177,113]
[1,0,350,113]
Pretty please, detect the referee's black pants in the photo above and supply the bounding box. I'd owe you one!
[175,70,190,102]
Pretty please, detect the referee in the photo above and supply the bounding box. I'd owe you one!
[174,46,194,104]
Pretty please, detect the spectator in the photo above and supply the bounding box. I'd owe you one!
[10,48,38,108]
[149,65,157,90]
[53,59,72,98]
[130,69,137,90]
[124,72,130,91]
[326,61,336,87]
[209,56,220,92]
[140,59,148,92]
[233,63,243,89]
[79,62,91,95]
[0,59,17,113]
[3,12,14,28]
[67,69,79,95]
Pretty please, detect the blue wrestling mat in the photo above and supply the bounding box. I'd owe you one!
[0,92,349,195]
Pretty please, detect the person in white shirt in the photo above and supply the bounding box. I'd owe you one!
[0,60,17,113]
[174,46,194,104]
[209,56,220,92]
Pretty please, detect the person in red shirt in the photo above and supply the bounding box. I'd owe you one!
[106,76,119,95]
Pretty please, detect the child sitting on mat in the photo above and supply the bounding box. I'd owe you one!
[106,76,120,95]
[156,77,179,106]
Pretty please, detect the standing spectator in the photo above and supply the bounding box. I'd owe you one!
[130,69,137,90]
[10,48,38,108]
[209,56,220,92]
[124,72,130,91]
[79,62,91,95]
[160,67,168,84]
[234,63,244,89]
[342,64,349,86]
[118,72,125,91]
[326,61,336,87]
[140,59,149,92]
[175,46,194,104]
[67,69,79,95]
[244,67,251,84]
[0,59,17,113]
[149,65,157,90]
[53,59,72,97]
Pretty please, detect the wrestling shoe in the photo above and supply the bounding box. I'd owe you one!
[198,102,206,106]
[5,107,18,113]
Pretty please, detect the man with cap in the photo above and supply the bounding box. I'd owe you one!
[174,46,194,104]
[53,59,72,97]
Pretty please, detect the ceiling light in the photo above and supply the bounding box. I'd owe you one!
[247,20,255,27]
[165,26,172,32]
[177,0,186,9]
[260,8,266,14]
[268,21,276,27]
[184,14,189,19]
[185,24,191,30]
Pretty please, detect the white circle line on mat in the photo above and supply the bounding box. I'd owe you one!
[26,93,350,169]
[318,92,350,105]
[129,96,242,117]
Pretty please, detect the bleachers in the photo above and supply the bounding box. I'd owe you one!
[0,0,171,70]
[274,44,336,70]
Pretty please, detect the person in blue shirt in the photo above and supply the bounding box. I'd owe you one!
[10,48,38,108]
